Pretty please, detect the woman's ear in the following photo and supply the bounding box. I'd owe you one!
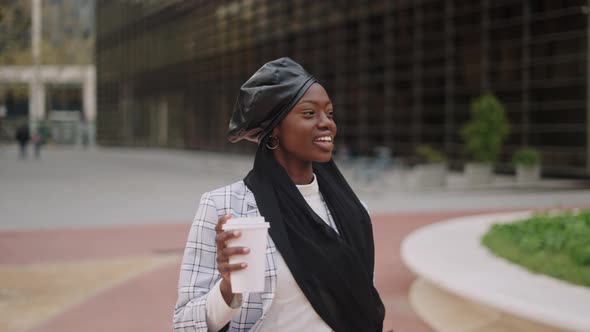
[272,127,280,138]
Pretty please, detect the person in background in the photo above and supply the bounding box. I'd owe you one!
[15,124,30,159]
[31,130,41,159]
[173,58,385,331]
[0,102,7,138]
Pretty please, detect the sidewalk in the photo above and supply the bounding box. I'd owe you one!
[1,145,588,331]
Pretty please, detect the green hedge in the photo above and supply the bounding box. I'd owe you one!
[481,210,590,287]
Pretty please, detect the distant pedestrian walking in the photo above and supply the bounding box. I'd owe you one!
[32,131,42,159]
[15,125,30,159]
[0,103,7,143]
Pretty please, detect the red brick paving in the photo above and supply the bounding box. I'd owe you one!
[0,224,189,265]
[2,209,514,332]
[33,261,181,332]
[372,210,507,331]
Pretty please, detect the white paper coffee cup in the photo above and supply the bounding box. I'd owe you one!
[222,217,270,293]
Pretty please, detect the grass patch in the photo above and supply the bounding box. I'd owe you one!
[481,210,590,287]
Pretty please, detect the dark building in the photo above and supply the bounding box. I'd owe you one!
[96,1,590,176]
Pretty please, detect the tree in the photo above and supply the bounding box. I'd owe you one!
[461,93,511,163]
[0,0,33,65]
[0,0,94,66]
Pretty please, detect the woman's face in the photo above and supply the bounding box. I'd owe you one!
[272,83,337,164]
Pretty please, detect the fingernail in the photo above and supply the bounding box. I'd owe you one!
[243,248,250,253]
[233,231,240,236]
[241,263,247,268]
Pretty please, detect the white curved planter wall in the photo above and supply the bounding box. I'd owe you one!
[401,211,590,331]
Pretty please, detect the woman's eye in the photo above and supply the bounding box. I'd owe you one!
[303,110,315,116]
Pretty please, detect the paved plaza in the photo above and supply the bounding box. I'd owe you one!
[1,144,589,331]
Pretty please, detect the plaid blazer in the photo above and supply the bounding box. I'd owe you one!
[173,180,337,332]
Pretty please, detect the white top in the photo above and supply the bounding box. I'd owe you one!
[206,174,332,331]
[259,175,332,331]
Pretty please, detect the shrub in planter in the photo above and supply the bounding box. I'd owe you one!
[512,147,541,183]
[461,93,510,185]
[409,145,447,189]
[482,210,590,287]
[512,147,541,167]
[415,145,446,164]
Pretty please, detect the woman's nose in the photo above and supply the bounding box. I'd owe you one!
[318,112,335,129]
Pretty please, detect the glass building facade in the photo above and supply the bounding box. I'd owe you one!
[96,0,590,176]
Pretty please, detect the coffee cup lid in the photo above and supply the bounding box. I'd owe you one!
[222,217,270,230]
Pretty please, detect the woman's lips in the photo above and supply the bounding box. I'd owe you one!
[313,138,334,151]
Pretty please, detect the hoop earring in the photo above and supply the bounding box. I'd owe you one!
[266,136,279,150]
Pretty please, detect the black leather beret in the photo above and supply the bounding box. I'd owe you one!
[227,57,317,143]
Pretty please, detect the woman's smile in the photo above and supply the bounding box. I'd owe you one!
[312,135,334,151]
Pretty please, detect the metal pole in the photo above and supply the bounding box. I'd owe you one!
[384,1,394,149]
[522,1,530,146]
[32,0,40,63]
[30,0,43,130]
[412,2,423,148]
[83,67,96,146]
[481,0,489,91]
[587,1,590,172]
[444,0,455,155]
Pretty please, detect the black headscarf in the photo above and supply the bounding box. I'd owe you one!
[244,142,385,331]
[231,58,385,331]
[227,57,317,143]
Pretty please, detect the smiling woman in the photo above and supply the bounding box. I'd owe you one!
[173,57,385,332]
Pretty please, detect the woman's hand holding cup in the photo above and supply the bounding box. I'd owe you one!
[215,214,249,306]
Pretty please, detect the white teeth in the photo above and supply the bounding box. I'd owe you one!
[315,136,332,142]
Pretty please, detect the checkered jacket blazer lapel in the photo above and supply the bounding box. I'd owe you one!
[173,180,337,332]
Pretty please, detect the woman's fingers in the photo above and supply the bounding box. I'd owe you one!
[215,230,241,246]
[215,214,239,251]
[219,261,247,282]
[216,246,249,265]
[215,214,233,233]
[218,262,248,273]
[220,246,250,257]
[216,230,241,242]
[214,214,249,284]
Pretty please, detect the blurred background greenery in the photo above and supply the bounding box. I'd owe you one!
[0,0,94,65]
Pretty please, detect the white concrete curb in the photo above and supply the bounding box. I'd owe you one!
[401,211,590,331]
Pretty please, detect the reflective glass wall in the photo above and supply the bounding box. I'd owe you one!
[96,0,589,176]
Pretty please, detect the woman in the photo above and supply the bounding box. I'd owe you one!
[174,57,385,332]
